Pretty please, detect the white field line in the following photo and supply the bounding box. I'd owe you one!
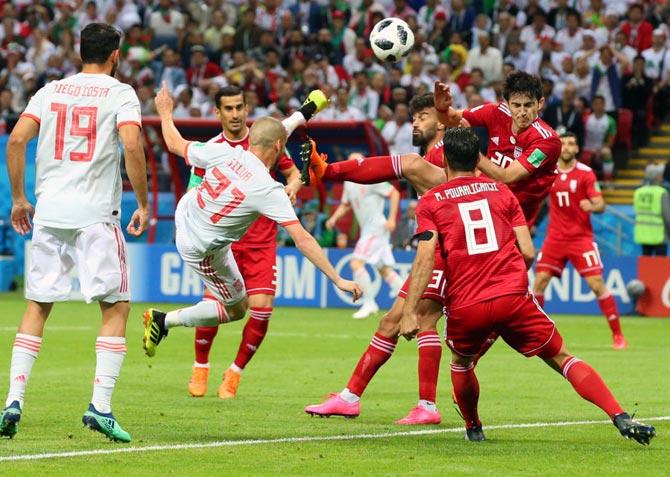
[2,416,668,463]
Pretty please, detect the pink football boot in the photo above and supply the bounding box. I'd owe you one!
[395,405,442,425]
[304,394,360,418]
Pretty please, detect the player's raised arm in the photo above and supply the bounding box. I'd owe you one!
[154,82,190,158]
[433,80,462,127]
[6,116,39,235]
[283,222,362,301]
[477,153,531,184]
[119,124,149,236]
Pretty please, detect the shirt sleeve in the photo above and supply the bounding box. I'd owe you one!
[116,85,142,129]
[606,115,617,140]
[185,141,230,169]
[584,170,602,199]
[259,183,300,227]
[515,135,561,175]
[415,198,437,234]
[21,85,48,124]
[461,103,496,128]
[277,151,295,171]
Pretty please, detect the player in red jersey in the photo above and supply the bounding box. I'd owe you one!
[188,86,326,399]
[305,94,450,425]
[399,127,654,445]
[534,133,627,349]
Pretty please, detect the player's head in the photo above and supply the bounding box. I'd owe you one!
[249,116,287,168]
[409,93,445,148]
[559,132,579,163]
[502,71,544,131]
[214,86,248,137]
[442,128,480,173]
[80,23,121,76]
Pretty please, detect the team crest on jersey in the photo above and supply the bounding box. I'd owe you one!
[569,179,577,192]
[491,136,499,145]
[513,146,522,158]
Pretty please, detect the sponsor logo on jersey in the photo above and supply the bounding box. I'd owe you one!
[514,146,522,158]
[528,148,547,167]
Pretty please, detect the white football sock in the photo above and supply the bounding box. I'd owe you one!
[165,301,226,328]
[339,388,360,403]
[281,111,306,136]
[353,268,376,307]
[418,400,437,412]
[91,337,126,414]
[6,333,42,408]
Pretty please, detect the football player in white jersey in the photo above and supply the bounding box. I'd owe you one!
[326,164,403,319]
[142,84,362,358]
[2,24,149,443]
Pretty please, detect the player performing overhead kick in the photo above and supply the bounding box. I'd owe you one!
[186,86,328,400]
[142,84,361,360]
[533,133,627,349]
[398,127,653,445]
[1,23,149,443]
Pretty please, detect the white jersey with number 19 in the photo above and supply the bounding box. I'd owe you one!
[180,141,300,254]
[21,72,142,229]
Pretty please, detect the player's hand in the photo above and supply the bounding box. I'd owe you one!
[384,218,396,232]
[336,279,362,302]
[399,312,419,341]
[154,82,174,117]
[10,198,34,235]
[579,199,593,212]
[325,217,336,230]
[284,183,299,205]
[433,80,452,114]
[127,206,150,236]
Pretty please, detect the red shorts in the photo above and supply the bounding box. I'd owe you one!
[446,293,562,358]
[536,238,603,278]
[398,250,447,305]
[231,243,277,296]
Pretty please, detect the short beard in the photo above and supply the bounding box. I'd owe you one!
[412,126,436,147]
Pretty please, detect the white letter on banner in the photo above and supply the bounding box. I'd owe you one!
[161,253,181,295]
[662,278,670,308]
[606,269,629,304]
[283,255,315,299]
[573,269,594,302]
[275,255,283,297]
[181,265,203,296]
[547,269,570,302]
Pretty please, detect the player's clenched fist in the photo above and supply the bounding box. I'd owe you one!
[127,206,150,236]
[399,311,419,341]
[336,279,363,302]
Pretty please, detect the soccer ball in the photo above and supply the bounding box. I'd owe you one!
[626,279,646,299]
[369,17,415,63]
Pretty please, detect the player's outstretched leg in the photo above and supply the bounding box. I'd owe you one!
[450,355,485,441]
[305,300,403,418]
[82,404,131,443]
[142,308,169,357]
[188,289,219,397]
[0,401,21,439]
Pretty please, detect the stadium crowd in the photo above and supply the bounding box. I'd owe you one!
[2,0,670,245]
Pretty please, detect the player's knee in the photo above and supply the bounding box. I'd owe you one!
[226,298,248,322]
[533,273,551,293]
[377,310,401,338]
[450,351,474,367]
[587,276,607,296]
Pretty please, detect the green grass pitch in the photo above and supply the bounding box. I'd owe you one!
[0,292,668,476]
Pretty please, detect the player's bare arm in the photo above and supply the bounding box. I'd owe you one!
[283,223,362,301]
[433,81,461,127]
[281,165,302,205]
[580,195,605,214]
[119,124,150,236]
[512,225,535,269]
[154,82,190,157]
[325,202,352,230]
[399,230,437,340]
[385,187,400,232]
[477,155,531,184]
[6,116,39,235]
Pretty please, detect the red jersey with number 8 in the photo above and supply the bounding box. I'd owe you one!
[416,176,529,310]
[462,103,561,226]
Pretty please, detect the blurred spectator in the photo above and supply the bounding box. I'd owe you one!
[493,12,519,57]
[0,43,34,112]
[335,232,349,249]
[400,52,433,91]
[313,53,340,90]
[543,82,586,147]
[468,68,496,103]
[119,46,154,90]
[26,30,56,76]
[591,46,628,115]
[582,95,617,182]
[203,11,230,54]
[268,80,301,117]
[465,32,503,83]
[342,38,367,76]
[427,10,451,54]
[519,10,555,54]
[154,47,187,92]
[329,9,356,61]
[548,0,580,31]
[349,71,380,120]
[448,0,475,47]
[554,11,584,55]
[567,56,593,99]
[186,45,223,103]
[245,89,269,120]
[435,63,466,109]
[172,85,200,118]
[121,24,149,57]
[642,29,670,123]
[290,0,324,36]
[390,0,416,23]
[234,7,263,51]
[620,4,653,53]
[623,56,654,148]
[504,40,529,72]
[51,2,79,45]
[78,1,103,29]
[418,0,448,37]
[392,200,417,250]
[298,199,331,247]
[318,87,365,121]
[0,88,17,134]
[381,103,417,156]
[613,30,639,66]
[256,0,285,32]
[373,104,393,130]
[148,0,184,51]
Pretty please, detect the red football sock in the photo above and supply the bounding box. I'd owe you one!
[194,327,218,365]
[233,307,271,370]
[534,292,545,308]
[323,155,402,183]
[417,331,442,403]
[597,293,623,336]
[473,332,498,366]
[450,362,481,429]
[346,332,397,396]
[561,356,624,419]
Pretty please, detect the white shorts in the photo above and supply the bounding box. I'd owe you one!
[26,223,129,304]
[352,233,395,267]
[175,203,246,305]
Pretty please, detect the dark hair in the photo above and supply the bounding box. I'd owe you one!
[409,93,435,115]
[592,94,605,103]
[560,131,577,140]
[503,71,543,101]
[443,128,481,172]
[80,23,121,64]
[215,85,245,108]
